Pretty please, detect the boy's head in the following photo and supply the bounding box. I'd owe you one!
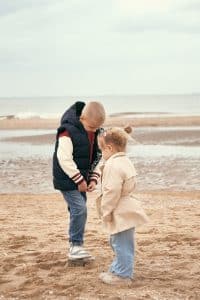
[98,127,132,160]
[80,101,106,132]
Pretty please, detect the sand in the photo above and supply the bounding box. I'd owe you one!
[0,191,200,299]
[0,115,200,130]
[1,114,200,299]
[2,128,200,147]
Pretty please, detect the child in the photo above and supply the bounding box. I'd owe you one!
[97,127,148,285]
[53,101,105,260]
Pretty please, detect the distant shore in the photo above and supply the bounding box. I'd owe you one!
[0,114,200,130]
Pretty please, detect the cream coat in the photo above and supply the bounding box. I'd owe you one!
[98,152,148,235]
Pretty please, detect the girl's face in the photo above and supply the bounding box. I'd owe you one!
[98,137,115,161]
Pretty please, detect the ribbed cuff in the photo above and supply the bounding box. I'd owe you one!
[71,172,84,185]
[89,172,100,184]
[89,179,98,185]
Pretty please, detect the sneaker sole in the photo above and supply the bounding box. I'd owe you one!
[68,255,94,261]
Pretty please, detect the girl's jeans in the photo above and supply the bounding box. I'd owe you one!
[109,228,135,278]
[61,190,87,246]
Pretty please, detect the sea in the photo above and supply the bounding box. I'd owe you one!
[0,94,200,118]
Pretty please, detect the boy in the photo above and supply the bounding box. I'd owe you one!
[53,101,105,260]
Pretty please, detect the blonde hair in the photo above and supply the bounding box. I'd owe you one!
[81,101,106,125]
[99,126,132,152]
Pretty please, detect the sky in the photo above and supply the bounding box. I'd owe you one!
[0,0,200,96]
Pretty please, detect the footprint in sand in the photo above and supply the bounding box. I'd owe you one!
[34,252,67,270]
[7,235,37,250]
[138,240,154,246]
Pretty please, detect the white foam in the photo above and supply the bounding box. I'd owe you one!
[15,112,60,119]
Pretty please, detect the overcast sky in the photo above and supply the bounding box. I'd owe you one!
[0,0,200,96]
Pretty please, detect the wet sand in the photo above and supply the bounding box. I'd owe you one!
[2,128,200,146]
[0,123,200,193]
[1,155,200,193]
[0,191,199,299]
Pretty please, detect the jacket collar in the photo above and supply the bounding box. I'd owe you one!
[60,101,85,129]
[107,152,126,162]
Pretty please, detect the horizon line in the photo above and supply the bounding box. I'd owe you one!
[0,92,200,98]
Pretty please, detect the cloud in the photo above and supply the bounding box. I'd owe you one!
[114,15,200,34]
[0,0,199,96]
[180,1,200,12]
[113,2,200,35]
[112,0,200,34]
[0,0,55,16]
[114,0,174,15]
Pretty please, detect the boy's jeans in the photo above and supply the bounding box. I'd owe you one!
[61,190,87,246]
[109,228,135,278]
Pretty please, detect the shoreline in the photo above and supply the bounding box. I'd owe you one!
[0,114,200,130]
[1,128,200,146]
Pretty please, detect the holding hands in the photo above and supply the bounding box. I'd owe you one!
[78,180,97,192]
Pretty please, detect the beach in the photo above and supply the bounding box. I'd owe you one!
[0,114,200,130]
[0,114,200,299]
[1,0,200,295]
[0,191,200,299]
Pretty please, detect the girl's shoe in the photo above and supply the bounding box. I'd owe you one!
[99,272,132,286]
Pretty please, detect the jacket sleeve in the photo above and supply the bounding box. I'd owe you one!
[101,163,123,222]
[88,164,101,184]
[57,136,85,185]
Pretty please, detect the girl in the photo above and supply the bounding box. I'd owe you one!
[97,127,148,285]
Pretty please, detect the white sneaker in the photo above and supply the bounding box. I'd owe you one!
[68,244,92,260]
[99,272,132,286]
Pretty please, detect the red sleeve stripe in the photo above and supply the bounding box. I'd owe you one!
[71,172,81,180]
[77,177,85,185]
[92,172,100,175]
[59,130,70,138]
[90,173,100,178]
[71,173,84,184]
[90,174,99,179]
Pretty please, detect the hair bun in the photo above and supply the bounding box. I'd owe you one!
[124,125,132,134]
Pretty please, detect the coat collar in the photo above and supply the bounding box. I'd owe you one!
[107,152,126,162]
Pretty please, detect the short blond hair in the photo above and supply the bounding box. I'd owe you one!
[99,127,132,151]
[81,101,106,125]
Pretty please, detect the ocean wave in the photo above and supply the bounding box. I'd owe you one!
[9,111,200,120]
[15,112,60,119]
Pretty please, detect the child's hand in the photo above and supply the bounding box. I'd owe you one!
[87,181,97,192]
[78,180,88,192]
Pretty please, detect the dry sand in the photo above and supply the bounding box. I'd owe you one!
[0,115,200,130]
[0,191,200,299]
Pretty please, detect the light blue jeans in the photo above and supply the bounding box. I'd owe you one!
[109,228,135,278]
[61,190,87,246]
